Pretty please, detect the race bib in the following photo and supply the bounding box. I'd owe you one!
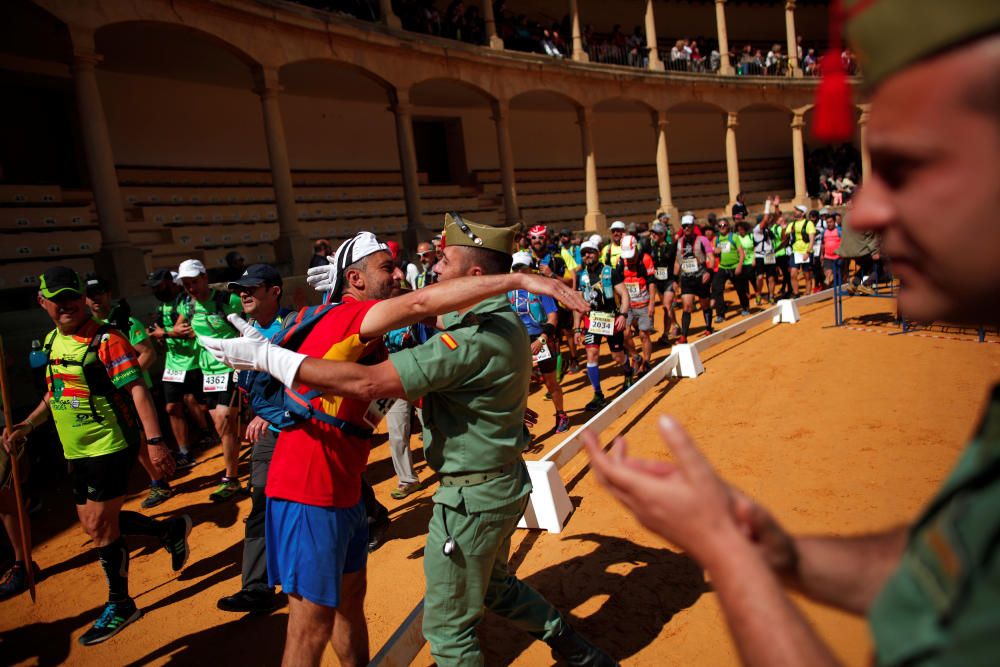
[626,282,642,299]
[680,258,699,275]
[532,342,552,363]
[587,311,615,336]
[794,252,809,264]
[202,372,230,393]
[720,241,732,253]
[655,267,670,280]
[363,397,395,429]
[764,252,776,265]
[163,368,186,383]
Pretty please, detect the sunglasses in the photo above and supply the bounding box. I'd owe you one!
[417,250,434,258]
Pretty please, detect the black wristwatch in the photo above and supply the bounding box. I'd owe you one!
[147,436,165,445]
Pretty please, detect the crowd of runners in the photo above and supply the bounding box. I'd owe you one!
[0,198,865,660]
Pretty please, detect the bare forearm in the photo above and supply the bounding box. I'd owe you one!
[707,534,842,667]
[785,527,908,614]
[296,358,406,402]
[129,384,162,439]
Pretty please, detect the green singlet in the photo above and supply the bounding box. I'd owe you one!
[160,297,200,373]
[737,233,754,266]
[181,289,243,375]
[717,233,742,270]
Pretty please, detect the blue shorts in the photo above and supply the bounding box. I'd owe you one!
[266,497,368,607]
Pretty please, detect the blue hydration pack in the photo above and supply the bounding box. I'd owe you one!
[237,302,374,438]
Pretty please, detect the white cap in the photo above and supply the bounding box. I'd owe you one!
[580,240,600,253]
[620,234,638,259]
[588,234,603,247]
[511,250,534,268]
[177,259,207,279]
[681,214,695,226]
[328,231,390,300]
[171,271,181,285]
[794,204,808,214]
[609,220,626,231]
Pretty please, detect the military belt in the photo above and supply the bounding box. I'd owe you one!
[438,462,517,487]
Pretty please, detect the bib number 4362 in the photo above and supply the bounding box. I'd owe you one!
[203,373,230,393]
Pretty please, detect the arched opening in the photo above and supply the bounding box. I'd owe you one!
[592,97,660,221]
[736,103,794,207]
[665,101,727,212]
[804,106,862,200]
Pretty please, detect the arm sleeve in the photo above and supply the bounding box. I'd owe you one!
[98,330,143,389]
[389,327,482,402]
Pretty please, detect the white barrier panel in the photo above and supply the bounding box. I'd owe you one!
[774,298,801,324]
[539,351,680,472]
[517,460,574,533]
[794,287,835,307]
[671,344,704,378]
[369,600,425,667]
[692,307,778,352]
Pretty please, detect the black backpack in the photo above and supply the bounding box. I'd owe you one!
[42,323,122,424]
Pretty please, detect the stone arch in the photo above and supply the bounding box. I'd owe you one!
[409,77,497,107]
[279,58,394,103]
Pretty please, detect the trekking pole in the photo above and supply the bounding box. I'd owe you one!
[0,336,36,602]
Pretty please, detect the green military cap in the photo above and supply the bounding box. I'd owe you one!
[443,212,518,255]
[845,0,1000,88]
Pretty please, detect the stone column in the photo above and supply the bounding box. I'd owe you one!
[482,0,503,49]
[70,30,146,296]
[255,66,309,274]
[577,106,606,233]
[379,0,401,29]
[653,111,677,219]
[785,0,800,76]
[390,88,423,247]
[644,0,664,71]
[491,99,519,224]
[725,111,741,210]
[714,0,734,75]
[859,107,871,184]
[790,110,809,206]
[570,0,589,62]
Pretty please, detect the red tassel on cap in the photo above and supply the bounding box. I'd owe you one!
[812,0,854,143]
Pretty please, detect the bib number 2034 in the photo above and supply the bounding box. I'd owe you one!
[587,312,615,336]
[203,373,231,393]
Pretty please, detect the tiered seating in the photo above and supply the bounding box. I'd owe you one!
[476,158,794,229]
[0,185,99,289]
[118,167,500,264]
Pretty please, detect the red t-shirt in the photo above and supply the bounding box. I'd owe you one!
[265,298,388,507]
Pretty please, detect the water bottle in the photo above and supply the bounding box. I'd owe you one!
[29,339,47,369]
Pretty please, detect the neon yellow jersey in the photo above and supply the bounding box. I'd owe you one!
[789,219,817,254]
[45,319,142,460]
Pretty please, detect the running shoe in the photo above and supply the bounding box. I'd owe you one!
[161,514,193,572]
[704,328,715,337]
[555,412,570,433]
[0,562,28,601]
[217,588,279,614]
[390,481,424,500]
[568,360,581,374]
[584,394,606,412]
[677,336,688,344]
[141,484,173,509]
[713,315,725,324]
[740,309,751,316]
[755,294,762,306]
[79,599,142,646]
[174,452,196,469]
[622,372,634,390]
[209,477,243,503]
[857,284,875,295]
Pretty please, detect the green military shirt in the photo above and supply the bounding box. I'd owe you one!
[390,293,532,513]
[869,384,1000,665]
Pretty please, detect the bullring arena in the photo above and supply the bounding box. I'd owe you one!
[1,1,998,665]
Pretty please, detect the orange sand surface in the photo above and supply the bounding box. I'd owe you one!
[2,295,998,666]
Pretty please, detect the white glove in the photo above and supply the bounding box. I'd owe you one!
[305,255,337,293]
[198,314,307,388]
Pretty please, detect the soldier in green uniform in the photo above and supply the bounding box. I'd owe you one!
[585,2,1000,665]
[201,215,617,666]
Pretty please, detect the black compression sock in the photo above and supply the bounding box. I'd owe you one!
[704,308,713,329]
[119,510,166,539]
[96,537,130,602]
[681,311,691,337]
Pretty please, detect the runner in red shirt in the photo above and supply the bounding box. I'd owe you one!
[614,234,658,375]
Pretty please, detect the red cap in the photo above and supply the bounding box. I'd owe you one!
[386,240,400,261]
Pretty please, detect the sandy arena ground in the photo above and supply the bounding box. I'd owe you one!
[2,292,999,666]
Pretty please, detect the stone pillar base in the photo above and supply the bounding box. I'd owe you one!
[584,212,607,235]
[648,58,664,72]
[719,64,734,76]
[791,194,811,209]
[488,35,504,50]
[274,231,312,276]
[572,51,590,63]
[382,14,401,30]
[97,243,149,299]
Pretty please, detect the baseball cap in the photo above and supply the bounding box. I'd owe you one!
[511,251,534,269]
[328,231,390,301]
[145,268,175,287]
[681,214,695,226]
[38,266,84,299]
[819,207,832,217]
[657,211,671,220]
[580,240,600,253]
[228,264,283,291]
[385,240,401,262]
[177,259,207,279]
[620,234,638,259]
[794,204,809,214]
[609,221,626,232]
[85,276,111,296]
[651,221,667,234]
[588,234,603,247]
[559,228,572,238]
